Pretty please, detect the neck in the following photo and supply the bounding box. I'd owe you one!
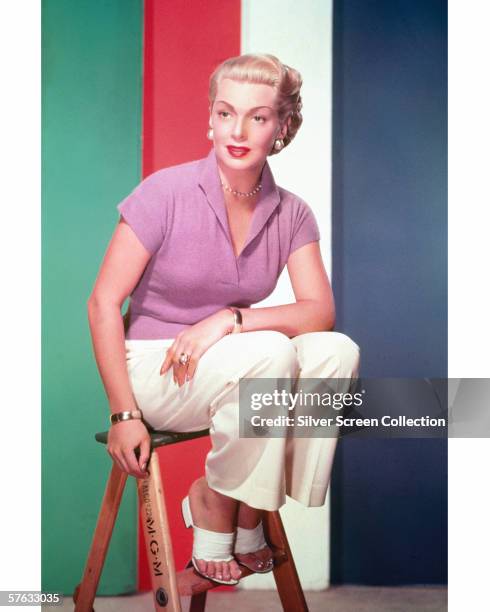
[216,159,264,196]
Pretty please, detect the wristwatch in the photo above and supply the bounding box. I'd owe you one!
[110,409,143,425]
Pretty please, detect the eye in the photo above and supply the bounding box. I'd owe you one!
[217,110,230,118]
[253,115,266,123]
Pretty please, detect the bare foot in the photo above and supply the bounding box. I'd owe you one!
[235,502,274,572]
[234,547,274,572]
[188,478,242,582]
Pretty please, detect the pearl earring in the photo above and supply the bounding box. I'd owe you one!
[207,128,214,140]
[274,138,284,151]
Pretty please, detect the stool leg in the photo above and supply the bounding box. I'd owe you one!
[184,560,207,611]
[264,511,309,612]
[137,450,182,612]
[74,462,128,612]
[189,591,207,612]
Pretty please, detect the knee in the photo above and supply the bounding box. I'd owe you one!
[327,332,360,377]
[296,331,360,377]
[250,330,299,377]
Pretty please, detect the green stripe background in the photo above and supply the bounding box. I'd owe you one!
[42,0,143,594]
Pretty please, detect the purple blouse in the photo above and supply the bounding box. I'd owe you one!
[117,148,320,339]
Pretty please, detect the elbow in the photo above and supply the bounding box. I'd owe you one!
[87,293,101,317]
[319,302,335,332]
[327,301,336,330]
[300,302,335,334]
[299,299,335,334]
[87,294,100,326]
[87,292,121,323]
[321,310,335,332]
[325,312,336,331]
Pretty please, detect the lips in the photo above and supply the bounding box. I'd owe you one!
[227,145,250,158]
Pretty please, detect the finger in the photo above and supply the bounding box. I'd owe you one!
[139,438,151,473]
[113,450,130,476]
[186,351,202,381]
[167,341,183,382]
[163,339,183,375]
[123,447,145,478]
[176,348,192,386]
[160,346,175,375]
[175,361,187,387]
[179,365,189,387]
[161,351,175,375]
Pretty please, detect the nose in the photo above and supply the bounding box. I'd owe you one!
[232,116,246,141]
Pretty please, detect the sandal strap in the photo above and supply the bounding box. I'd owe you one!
[235,522,267,555]
[193,524,235,562]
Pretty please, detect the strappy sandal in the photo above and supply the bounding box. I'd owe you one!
[181,496,241,585]
[234,522,274,574]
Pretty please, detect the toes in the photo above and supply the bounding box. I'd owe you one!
[196,559,208,576]
[219,561,229,582]
[205,561,215,578]
[230,559,242,580]
[244,553,263,570]
[214,561,224,581]
[194,558,241,582]
[235,550,273,572]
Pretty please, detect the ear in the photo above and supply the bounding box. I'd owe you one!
[279,115,292,140]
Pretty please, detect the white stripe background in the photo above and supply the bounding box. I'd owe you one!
[241,0,334,590]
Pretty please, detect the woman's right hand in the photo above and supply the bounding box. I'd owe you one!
[107,419,151,479]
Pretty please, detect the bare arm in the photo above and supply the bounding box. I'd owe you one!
[87,219,156,479]
[87,219,152,413]
[239,241,335,337]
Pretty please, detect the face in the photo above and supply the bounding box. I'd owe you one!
[210,78,287,173]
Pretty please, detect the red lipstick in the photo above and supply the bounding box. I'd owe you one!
[227,145,250,158]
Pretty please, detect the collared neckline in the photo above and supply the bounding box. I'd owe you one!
[197,148,281,258]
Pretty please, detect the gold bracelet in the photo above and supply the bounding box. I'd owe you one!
[226,307,243,334]
[109,409,142,425]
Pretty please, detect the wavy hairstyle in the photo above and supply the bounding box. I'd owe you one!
[208,53,303,155]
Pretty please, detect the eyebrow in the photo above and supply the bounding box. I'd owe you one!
[215,100,274,112]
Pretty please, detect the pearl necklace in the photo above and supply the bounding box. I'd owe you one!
[221,181,262,198]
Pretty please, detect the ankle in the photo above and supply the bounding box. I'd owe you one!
[237,503,263,529]
[189,478,238,530]
[189,479,207,509]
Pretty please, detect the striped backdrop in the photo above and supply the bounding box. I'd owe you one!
[41,0,333,595]
[42,0,447,594]
[139,0,333,592]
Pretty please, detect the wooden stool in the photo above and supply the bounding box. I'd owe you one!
[74,428,309,611]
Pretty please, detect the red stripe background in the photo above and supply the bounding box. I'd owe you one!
[139,0,241,590]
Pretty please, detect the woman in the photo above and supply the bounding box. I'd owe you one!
[88,54,360,586]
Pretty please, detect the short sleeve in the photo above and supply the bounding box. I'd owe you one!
[117,175,167,255]
[289,199,321,255]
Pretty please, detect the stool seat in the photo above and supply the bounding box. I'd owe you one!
[95,428,210,449]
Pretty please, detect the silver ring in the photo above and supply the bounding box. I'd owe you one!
[178,352,190,366]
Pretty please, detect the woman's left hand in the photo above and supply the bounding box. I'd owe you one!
[160,309,233,386]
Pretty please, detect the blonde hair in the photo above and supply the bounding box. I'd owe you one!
[208,53,303,155]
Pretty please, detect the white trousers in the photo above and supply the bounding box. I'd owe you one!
[126,331,360,511]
